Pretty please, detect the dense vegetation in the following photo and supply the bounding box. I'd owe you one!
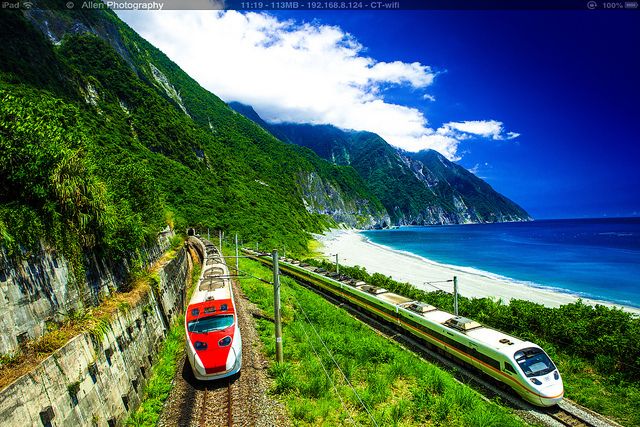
[238,255,525,426]
[0,7,384,278]
[306,257,640,425]
[230,102,531,225]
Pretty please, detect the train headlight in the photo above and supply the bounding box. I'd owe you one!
[194,341,208,350]
[553,371,559,380]
[530,378,542,385]
[218,336,232,347]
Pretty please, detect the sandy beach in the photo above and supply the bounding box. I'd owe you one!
[316,229,640,315]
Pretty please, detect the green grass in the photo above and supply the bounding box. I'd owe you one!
[124,257,200,426]
[305,258,640,426]
[237,256,525,426]
[555,359,640,426]
[125,318,185,426]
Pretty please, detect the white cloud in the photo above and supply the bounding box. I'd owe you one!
[116,10,517,159]
[438,120,520,141]
[468,162,491,177]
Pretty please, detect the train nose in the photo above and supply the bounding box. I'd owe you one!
[538,381,564,406]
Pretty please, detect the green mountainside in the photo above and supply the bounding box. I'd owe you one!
[0,4,388,269]
[229,102,531,225]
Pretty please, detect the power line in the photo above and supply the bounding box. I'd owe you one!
[291,293,379,427]
[295,316,358,426]
[423,279,454,294]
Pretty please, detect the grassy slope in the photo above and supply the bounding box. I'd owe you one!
[306,258,640,426]
[0,7,384,268]
[236,254,525,426]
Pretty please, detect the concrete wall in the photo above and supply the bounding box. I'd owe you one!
[0,231,172,355]
[0,244,192,427]
[156,246,190,328]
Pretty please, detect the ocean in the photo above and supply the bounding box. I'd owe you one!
[362,218,640,308]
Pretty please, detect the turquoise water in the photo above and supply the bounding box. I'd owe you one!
[363,218,640,308]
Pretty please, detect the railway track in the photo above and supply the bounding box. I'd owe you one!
[549,406,592,427]
[546,401,625,427]
[198,378,233,426]
[252,254,622,427]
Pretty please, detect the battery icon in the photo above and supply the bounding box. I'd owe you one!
[625,1,638,7]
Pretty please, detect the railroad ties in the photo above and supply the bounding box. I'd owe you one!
[197,378,233,426]
[245,250,622,427]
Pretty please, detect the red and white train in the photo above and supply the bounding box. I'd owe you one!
[185,238,242,380]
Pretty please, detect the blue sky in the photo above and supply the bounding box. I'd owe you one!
[119,9,639,219]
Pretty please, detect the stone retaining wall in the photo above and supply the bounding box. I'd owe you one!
[0,230,172,355]
[0,244,192,427]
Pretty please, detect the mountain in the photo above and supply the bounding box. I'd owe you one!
[406,149,531,223]
[0,4,389,266]
[229,103,532,225]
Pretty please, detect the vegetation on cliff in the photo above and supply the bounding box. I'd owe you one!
[0,7,385,276]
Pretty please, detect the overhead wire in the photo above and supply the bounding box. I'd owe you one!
[224,253,359,423]
[290,293,379,427]
[295,315,359,426]
[230,243,640,377]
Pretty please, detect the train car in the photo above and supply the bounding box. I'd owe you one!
[248,251,563,407]
[186,239,242,380]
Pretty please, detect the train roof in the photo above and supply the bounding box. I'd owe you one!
[378,292,413,305]
[465,325,524,350]
[190,239,233,305]
[191,263,232,303]
[258,254,530,354]
[407,307,525,351]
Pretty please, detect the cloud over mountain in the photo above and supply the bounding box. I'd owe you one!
[117,10,518,159]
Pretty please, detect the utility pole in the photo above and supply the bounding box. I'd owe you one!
[256,242,259,252]
[335,253,339,275]
[453,276,459,316]
[283,245,286,259]
[207,228,210,241]
[272,250,283,363]
[219,230,222,252]
[235,233,239,273]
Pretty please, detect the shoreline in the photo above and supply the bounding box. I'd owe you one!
[315,229,640,315]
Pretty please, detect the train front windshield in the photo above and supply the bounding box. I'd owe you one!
[514,347,556,377]
[188,315,234,333]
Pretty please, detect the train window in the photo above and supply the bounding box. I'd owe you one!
[514,347,556,378]
[504,362,517,375]
[204,306,216,313]
[191,308,200,316]
[188,314,234,333]
[474,350,501,370]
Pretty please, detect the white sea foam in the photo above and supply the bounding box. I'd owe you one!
[317,229,640,314]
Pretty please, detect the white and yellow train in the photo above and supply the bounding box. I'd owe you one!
[247,250,563,407]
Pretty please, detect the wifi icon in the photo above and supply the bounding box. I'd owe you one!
[23,1,33,8]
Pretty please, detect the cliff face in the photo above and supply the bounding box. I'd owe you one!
[298,172,391,229]
[0,232,172,355]
[406,149,532,224]
[229,103,532,226]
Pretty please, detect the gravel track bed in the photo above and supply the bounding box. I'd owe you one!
[158,280,290,426]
